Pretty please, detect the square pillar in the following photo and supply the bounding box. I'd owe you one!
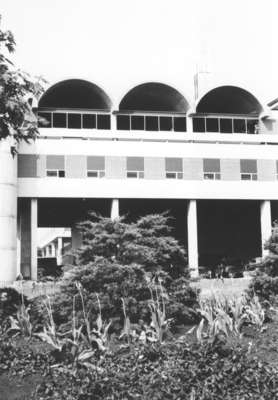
[57,236,63,266]
[31,198,38,280]
[111,199,120,220]
[260,200,272,257]
[72,226,83,250]
[187,199,199,277]
[19,198,37,280]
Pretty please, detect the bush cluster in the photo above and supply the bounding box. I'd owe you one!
[51,258,199,330]
[247,274,278,303]
[0,287,28,323]
[35,341,278,400]
[49,213,199,330]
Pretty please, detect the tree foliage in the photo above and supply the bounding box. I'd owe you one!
[256,221,278,277]
[0,16,45,145]
[75,212,187,279]
[50,213,198,329]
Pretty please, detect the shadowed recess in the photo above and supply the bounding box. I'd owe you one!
[39,79,112,110]
[119,82,189,112]
[197,86,263,114]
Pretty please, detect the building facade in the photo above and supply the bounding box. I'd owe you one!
[1,76,278,281]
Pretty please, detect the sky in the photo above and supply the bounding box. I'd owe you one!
[1,0,277,104]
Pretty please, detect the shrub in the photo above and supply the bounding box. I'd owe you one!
[35,341,278,399]
[75,212,188,279]
[49,213,198,330]
[0,287,28,323]
[52,258,199,330]
[247,274,278,303]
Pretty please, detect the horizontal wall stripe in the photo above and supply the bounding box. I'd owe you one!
[18,154,277,182]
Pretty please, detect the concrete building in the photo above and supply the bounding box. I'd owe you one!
[38,228,71,266]
[1,74,278,281]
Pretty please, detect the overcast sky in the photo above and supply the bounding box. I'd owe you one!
[1,0,277,103]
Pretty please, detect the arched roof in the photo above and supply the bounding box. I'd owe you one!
[119,82,189,112]
[196,85,263,114]
[38,79,112,110]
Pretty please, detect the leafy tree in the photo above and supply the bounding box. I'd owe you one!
[262,221,278,276]
[0,16,44,147]
[75,212,188,279]
[50,213,198,329]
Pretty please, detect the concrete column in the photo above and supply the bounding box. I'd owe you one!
[19,198,38,280]
[111,198,120,220]
[260,200,272,257]
[187,200,199,277]
[0,138,17,282]
[31,198,38,280]
[57,236,63,266]
[187,117,193,134]
[110,113,117,132]
[17,213,21,276]
[72,226,83,250]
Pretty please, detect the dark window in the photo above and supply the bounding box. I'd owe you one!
[68,113,81,129]
[174,117,187,132]
[53,113,67,128]
[193,117,205,132]
[247,119,258,134]
[220,118,232,133]
[145,116,159,131]
[159,116,172,131]
[46,170,57,177]
[97,114,111,130]
[204,173,214,180]
[58,170,65,178]
[206,118,219,132]
[82,114,96,129]
[87,171,98,177]
[127,172,138,178]
[234,119,246,133]
[131,115,144,130]
[38,112,52,128]
[166,172,176,179]
[117,115,130,130]
[241,173,252,180]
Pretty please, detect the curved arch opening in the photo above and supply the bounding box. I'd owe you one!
[39,79,112,110]
[196,86,262,115]
[119,82,189,112]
